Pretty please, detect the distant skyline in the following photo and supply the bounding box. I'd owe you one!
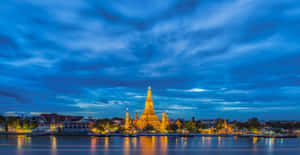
[1,0,300,120]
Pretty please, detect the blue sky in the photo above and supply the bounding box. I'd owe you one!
[0,0,300,120]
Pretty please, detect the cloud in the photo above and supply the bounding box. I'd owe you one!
[224,90,250,94]
[134,95,146,99]
[219,106,297,112]
[0,0,300,120]
[185,88,208,92]
[167,88,208,92]
[168,105,197,110]
[220,107,249,111]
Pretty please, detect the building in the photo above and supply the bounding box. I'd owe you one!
[218,120,233,134]
[201,119,217,127]
[136,86,161,129]
[39,114,89,133]
[0,124,4,132]
[112,118,123,126]
[175,119,182,128]
[62,119,91,132]
[125,86,169,130]
[40,114,83,123]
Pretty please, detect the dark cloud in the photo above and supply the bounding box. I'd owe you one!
[0,0,299,120]
[0,90,28,104]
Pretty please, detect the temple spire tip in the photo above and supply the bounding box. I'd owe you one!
[147,86,152,97]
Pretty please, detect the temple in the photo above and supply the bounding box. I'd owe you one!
[218,120,233,134]
[124,86,169,130]
[124,108,130,130]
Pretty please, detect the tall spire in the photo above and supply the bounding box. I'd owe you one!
[161,111,166,130]
[166,112,169,127]
[144,86,154,113]
[223,120,228,129]
[135,112,138,121]
[136,86,161,130]
[124,108,130,129]
[147,86,151,98]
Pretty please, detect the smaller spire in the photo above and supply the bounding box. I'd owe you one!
[147,86,152,98]
[161,111,166,130]
[124,108,130,130]
[166,112,169,127]
[135,112,138,121]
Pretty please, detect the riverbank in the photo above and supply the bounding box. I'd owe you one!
[0,132,297,138]
[2,135,300,155]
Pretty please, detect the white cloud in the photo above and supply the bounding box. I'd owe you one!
[190,0,257,30]
[219,101,241,105]
[134,95,146,98]
[167,88,208,92]
[220,107,249,111]
[169,105,197,110]
[4,57,56,68]
[224,90,249,94]
[185,88,207,92]
[219,106,297,112]
[73,102,107,109]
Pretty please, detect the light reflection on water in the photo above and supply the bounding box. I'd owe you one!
[90,136,97,155]
[132,137,137,148]
[16,135,32,155]
[1,136,300,155]
[202,136,212,146]
[123,137,130,155]
[181,137,187,147]
[160,136,168,155]
[51,136,57,155]
[139,136,155,155]
[266,138,275,153]
[17,135,24,155]
[105,137,109,152]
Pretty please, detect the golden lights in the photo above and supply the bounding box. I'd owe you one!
[51,136,57,155]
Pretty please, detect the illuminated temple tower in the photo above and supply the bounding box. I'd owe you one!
[124,86,169,130]
[218,119,233,134]
[166,112,169,127]
[124,108,130,130]
[136,86,161,129]
[160,111,166,130]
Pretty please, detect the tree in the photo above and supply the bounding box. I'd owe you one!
[0,115,5,125]
[247,118,261,130]
[175,120,182,129]
[267,121,293,129]
[105,122,110,128]
[143,125,154,132]
[236,122,248,129]
[216,118,223,129]
[195,121,202,129]
[16,119,21,129]
[95,119,111,128]
[23,119,29,129]
[117,126,125,133]
[93,121,105,132]
[6,117,18,129]
[183,121,196,130]
[30,121,38,129]
[97,126,105,132]
[167,124,178,131]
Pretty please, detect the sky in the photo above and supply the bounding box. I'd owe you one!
[0,0,300,120]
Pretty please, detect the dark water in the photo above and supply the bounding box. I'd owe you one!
[0,135,300,155]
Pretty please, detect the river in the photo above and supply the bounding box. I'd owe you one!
[0,135,299,155]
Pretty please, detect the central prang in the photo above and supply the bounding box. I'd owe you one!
[124,86,169,131]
